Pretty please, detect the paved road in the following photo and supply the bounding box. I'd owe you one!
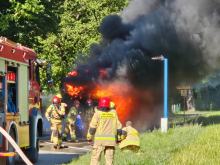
[15,141,91,165]
[36,150,78,165]
[31,117,91,165]
[35,139,91,165]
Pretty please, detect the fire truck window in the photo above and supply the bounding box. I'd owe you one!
[0,76,5,112]
[7,66,18,113]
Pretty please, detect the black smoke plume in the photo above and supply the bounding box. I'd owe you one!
[63,0,220,129]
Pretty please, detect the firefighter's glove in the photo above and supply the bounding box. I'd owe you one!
[71,123,75,128]
[117,135,122,143]
[87,133,92,141]
[121,135,126,140]
[47,117,51,122]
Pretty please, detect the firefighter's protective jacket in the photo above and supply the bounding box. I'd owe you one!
[119,126,140,149]
[61,102,68,108]
[88,108,122,146]
[66,106,77,124]
[45,104,65,123]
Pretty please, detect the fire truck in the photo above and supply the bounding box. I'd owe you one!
[0,37,45,164]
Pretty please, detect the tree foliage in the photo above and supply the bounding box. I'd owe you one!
[39,0,128,91]
[0,0,128,91]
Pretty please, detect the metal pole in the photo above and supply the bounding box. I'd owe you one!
[151,55,169,132]
[164,58,168,118]
[161,57,168,132]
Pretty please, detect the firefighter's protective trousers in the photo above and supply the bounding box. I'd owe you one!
[88,108,122,165]
[50,119,62,146]
[63,121,76,140]
[63,107,77,140]
[90,146,114,165]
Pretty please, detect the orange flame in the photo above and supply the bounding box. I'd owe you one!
[68,70,78,77]
[92,81,136,123]
[65,83,84,97]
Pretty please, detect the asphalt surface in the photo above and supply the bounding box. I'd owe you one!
[36,141,91,165]
[36,150,77,165]
[36,117,91,165]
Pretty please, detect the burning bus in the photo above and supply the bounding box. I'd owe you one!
[62,66,162,130]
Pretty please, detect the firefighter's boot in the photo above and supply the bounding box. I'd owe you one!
[70,133,76,142]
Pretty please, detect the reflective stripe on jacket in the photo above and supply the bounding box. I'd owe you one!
[119,126,140,149]
[88,108,122,146]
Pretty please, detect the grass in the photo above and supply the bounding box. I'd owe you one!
[169,125,220,165]
[170,110,220,127]
[67,111,220,165]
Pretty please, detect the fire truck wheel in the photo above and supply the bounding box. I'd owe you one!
[25,137,39,163]
[6,130,16,165]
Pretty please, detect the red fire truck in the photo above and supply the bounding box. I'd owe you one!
[0,37,45,164]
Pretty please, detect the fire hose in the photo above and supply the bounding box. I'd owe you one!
[0,127,33,165]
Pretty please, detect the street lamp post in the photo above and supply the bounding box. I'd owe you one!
[152,55,168,132]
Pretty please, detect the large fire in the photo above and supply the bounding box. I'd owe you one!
[65,83,84,97]
[92,81,136,123]
[63,70,159,128]
[64,70,145,124]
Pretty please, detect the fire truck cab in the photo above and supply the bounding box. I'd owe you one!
[0,37,43,163]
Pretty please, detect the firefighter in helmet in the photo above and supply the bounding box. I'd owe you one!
[87,97,122,165]
[45,96,65,149]
[56,93,68,108]
[86,98,94,120]
[84,99,94,133]
[62,100,79,142]
[119,121,140,152]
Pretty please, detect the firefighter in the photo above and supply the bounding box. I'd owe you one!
[45,96,65,149]
[62,100,79,142]
[84,99,94,133]
[56,93,68,108]
[86,99,95,121]
[56,93,68,141]
[75,109,85,140]
[119,121,140,152]
[87,97,122,165]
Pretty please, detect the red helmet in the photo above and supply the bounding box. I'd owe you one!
[98,97,110,109]
[87,99,92,105]
[52,96,61,104]
[74,100,80,106]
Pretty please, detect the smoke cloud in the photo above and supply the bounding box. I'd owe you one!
[63,0,220,129]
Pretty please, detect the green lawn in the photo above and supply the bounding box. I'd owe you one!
[68,111,220,165]
[170,110,220,127]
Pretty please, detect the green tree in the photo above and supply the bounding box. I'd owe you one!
[39,0,128,91]
[0,0,128,91]
[0,0,63,46]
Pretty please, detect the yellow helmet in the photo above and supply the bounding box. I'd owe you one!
[56,93,62,99]
[110,101,115,109]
